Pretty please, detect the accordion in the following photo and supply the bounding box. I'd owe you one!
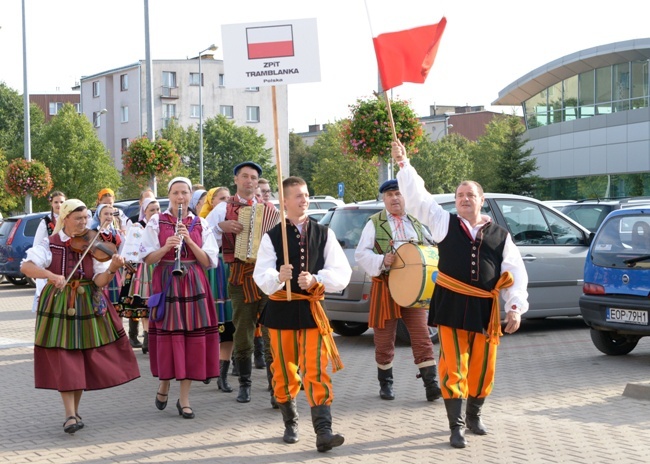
[235,204,280,262]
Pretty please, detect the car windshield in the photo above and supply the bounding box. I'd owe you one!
[561,204,613,233]
[591,214,650,267]
[327,208,381,249]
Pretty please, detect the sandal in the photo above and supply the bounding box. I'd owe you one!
[63,416,80,434]
[75,413,84,430]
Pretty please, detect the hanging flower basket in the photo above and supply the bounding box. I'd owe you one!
[342,96,423,161]
[4,159,53,198]
[122,137,179,178]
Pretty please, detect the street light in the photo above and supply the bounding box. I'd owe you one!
[198,44,218,185]
[94,108,108,127]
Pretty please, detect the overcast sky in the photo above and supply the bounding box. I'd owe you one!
[1,0,648,132]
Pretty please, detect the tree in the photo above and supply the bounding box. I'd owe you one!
[491,116,539,196]
[0,148,20,215]
[410,134,474,194]
[0,83,45,161]
[289,132,316,193]
[199,115,276,190]
[311,121,378,203]
[31,104,120,210]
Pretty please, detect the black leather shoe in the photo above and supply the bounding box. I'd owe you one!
[155,392,168,410]
[75,413,84,430]
[63,416,80,434]
[237,386,251,403]
[450,426,467,448]
[176,399,195,419]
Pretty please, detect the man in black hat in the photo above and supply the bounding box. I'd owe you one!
[208,161,279,404]
[354,179,441,403]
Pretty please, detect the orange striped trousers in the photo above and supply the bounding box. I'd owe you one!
[268,328,334,407]
[438,325,497,399]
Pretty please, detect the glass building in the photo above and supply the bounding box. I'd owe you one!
[494,39,650,200]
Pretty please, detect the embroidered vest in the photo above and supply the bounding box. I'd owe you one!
[369,210,424,255]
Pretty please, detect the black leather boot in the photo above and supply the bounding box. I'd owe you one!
[236,357,252,403]
[444,398,467,448]
[418,365,442,401]
[128,319,142,348]
[377,367,395,400]
[277,400,299,443]
[231,353,239,376]
[466,396,488,435]
[141,331,149,354]
[311,405,344,452]
[254,336,266,369]
[217,360,233,392]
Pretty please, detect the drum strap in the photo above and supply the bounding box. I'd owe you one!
[369,274,402,329]
[434,271,514,345]
[269,283,344,372]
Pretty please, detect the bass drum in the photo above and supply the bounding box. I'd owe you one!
[388,243,439,308]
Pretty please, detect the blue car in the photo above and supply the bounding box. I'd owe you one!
[0,212,48,287]
[580,207,650,355]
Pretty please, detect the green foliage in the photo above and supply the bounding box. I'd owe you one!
[0,83,44,161]
[410,134,474,194]
[342,97,423,162]
[490,116,540,196]
[31,103,120,210]
[198,115,276,190]
[0,149,20,215]
[4,158,53,197]
[310,121,378,202]
[289,131,316,194]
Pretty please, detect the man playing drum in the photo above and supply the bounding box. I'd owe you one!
[355,179,442,403]
[390,141,529,449]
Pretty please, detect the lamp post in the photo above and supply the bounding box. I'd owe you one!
[94,108,108,127]
[21,0,31,213]
[198,44,218,186]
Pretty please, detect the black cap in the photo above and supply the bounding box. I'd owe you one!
[233,161,262,176]
[379,179,399,194]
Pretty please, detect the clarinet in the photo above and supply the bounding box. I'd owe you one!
[172,204,186,277]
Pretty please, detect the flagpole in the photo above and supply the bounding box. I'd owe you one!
[271,85,291,301]
[383,92,398,142]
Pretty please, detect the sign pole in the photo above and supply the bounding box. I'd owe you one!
[271,85,291,301]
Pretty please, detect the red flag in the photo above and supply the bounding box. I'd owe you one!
[372,17,447,91]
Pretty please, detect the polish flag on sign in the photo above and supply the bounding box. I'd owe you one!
[372,16,447,91]
[246,25,295,60]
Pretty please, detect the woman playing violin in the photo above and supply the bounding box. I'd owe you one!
[139,177,220,419]
[91,204,126,310]
[20,199,140,435]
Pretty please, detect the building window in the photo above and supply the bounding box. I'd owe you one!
[190,104,203,118]
[121,106,129,123]
[245,86,259,92]
[163,103,176,128]
[162,71,176,88]
[220,105,234,119]
[246,106,260,122]
[121,138,129,153]
[218,74,225,86]
[74,103,81,113]
[120,74,128,91]
[48,102,63,115]
[92,81,100,97]
[189,72,203,86]
[93,111,102,128]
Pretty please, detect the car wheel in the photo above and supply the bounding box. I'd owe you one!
[6,275,30,286]
[396,319,439,345]
[589,329,639,356]
[330,321,369,337]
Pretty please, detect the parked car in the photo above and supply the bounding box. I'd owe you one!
[271,195,345,211]
[542,200,576,210]
[306,209,330,222]
[321,194,592,341]
[113,198,170,223]
[0,211,49,287]
[580,207,650,355]
[561,197,650,233]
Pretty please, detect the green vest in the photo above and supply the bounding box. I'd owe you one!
[369,209,425,254]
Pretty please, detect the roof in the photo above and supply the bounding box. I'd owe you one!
[493,38,650,105]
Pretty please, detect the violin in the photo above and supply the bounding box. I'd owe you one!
[69,229,136,274]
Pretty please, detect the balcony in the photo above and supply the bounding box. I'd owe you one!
[160,86,179,99]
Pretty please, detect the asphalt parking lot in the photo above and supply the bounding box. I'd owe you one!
[1,280,649,463]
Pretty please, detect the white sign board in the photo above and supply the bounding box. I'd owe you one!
[221,18,321,88]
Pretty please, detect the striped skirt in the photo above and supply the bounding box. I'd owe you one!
[206,255,233,324]
[34,280,140,391]
[118,262,154,319]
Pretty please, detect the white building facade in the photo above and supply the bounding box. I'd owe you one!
[79,57,289,177]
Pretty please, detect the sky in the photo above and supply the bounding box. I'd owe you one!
[1,0,649,133]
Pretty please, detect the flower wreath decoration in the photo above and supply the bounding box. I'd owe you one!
[4,159,53,198]
[122,137,179,178]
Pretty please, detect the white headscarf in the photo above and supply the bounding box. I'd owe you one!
[139,197,159,222]
[167,177,192,192]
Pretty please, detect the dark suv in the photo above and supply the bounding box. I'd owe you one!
[113,198,170,223]
[0,212,48,287]
[561,197,650,233]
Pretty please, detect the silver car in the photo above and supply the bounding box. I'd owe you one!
[322,194,592,340]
